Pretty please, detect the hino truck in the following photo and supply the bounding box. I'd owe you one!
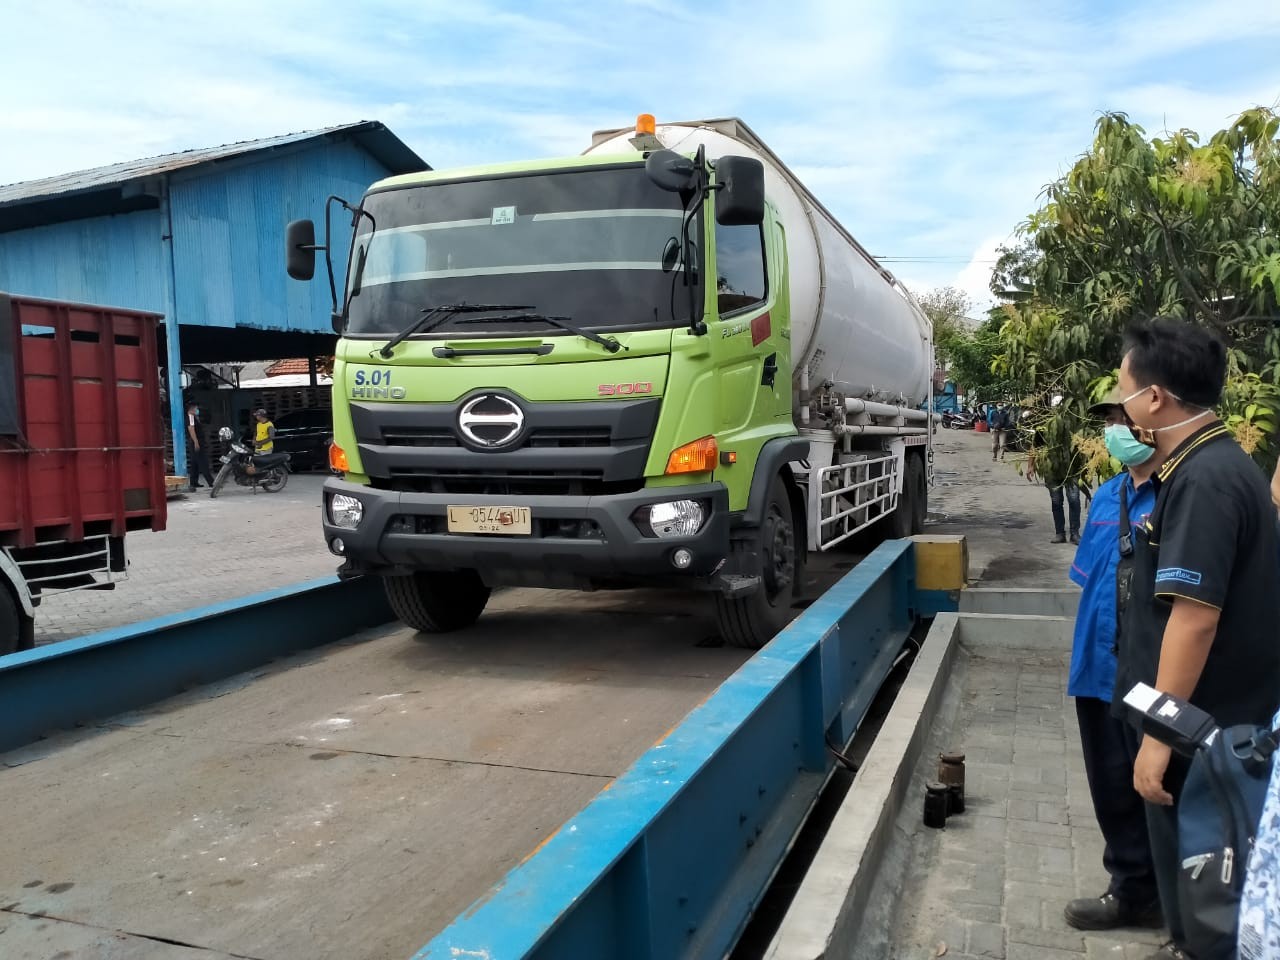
[286,116,934,648]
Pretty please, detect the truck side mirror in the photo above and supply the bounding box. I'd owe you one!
[286,220,317,281]
[715,156,765,226]
[645,150,697,193]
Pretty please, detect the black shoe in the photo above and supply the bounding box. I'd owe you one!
[1050,533,1066,544]
[1069,531,1080,544]
[1063,893,1162,931]
[1143,941,1190,960]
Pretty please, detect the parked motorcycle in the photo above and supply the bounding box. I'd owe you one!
[940,411,974,430]
[209,426,292,498]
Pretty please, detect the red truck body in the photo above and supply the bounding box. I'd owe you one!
[0,294,167,549]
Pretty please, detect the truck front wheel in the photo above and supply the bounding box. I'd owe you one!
[384,570,491,633]
[715,475,797,649]
[0,584,31,656]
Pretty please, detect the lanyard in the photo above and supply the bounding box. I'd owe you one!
[1119,480,1134,558]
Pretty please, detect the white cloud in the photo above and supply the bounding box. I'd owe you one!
[0,0,1277,293]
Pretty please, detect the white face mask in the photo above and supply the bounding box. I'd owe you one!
[1119,386,1213,433]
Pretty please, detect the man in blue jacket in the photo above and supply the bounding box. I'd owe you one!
[1064,388,1164,931]
[988,403,1011,460]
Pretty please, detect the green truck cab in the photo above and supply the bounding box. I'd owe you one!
[287,119,933,648]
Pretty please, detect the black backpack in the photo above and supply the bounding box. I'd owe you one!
[1177,723,1278,959]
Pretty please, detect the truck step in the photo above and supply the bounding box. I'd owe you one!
[717,574,762,598]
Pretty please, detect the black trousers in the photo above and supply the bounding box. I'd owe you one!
[1076,697,1158,905]
[188,445,215,487]
[1119,719,1192,945]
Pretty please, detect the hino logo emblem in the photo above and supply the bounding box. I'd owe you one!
[457,394,525,449]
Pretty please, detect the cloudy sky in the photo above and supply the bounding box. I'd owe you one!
[2,0,1278,309]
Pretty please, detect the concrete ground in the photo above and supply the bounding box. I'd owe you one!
[928,426,1080,589]
[34,474,339,644]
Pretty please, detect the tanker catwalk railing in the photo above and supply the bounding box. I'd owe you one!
[416,538,927,960]
[0,575,395,754]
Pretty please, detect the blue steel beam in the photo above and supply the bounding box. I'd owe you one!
[0,576,394,754]
[415,539,920,960]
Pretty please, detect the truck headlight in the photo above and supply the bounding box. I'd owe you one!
[635,499,705,539]
[329,494,364,529]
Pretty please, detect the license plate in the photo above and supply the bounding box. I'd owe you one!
[446,505,531,536]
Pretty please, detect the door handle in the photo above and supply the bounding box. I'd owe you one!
[760,353,778,389]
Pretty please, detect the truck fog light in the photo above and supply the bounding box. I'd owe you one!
[329,494,363,529]
[330,537,345,556]
[672,548,693,569]
[644,499,704,538]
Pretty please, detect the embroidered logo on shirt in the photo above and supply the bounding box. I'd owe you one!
[1156,567,1203,586]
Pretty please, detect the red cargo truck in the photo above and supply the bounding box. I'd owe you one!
[0,294,167,653]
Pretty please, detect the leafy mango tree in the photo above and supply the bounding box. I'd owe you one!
[994,107,1280,487]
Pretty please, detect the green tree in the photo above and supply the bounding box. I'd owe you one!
[914,285,1021,402]
[916,285,971,369]
[995,107,1280,485]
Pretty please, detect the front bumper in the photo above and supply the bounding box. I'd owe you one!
[321,479,730,586]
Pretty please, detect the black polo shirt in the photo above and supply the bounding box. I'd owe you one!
[1115,421,1280,728]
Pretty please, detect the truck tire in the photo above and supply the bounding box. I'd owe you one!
[910,454,928,535]
[888,450,928,538]
[384,570,491,633]
[0,584,24,656]
[209,462,232,499]
[714,475,797,649]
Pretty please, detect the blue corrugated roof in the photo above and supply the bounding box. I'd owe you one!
[0,121,427,208]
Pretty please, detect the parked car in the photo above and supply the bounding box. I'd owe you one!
[269,408,333,472]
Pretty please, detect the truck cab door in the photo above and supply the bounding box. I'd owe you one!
[707,218,790,437]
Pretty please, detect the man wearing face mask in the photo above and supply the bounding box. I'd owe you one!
[1063,391,1164,932]
[1113,318,1280,960]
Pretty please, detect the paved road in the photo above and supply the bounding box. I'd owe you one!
[34,475,339,644]
[929,426,1080,585]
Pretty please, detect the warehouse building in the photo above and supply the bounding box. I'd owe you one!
[0,122,428,473]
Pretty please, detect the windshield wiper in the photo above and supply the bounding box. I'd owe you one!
[377,302,534,358]
[455,313,627,354]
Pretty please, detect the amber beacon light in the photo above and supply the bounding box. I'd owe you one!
[636,113,657,136]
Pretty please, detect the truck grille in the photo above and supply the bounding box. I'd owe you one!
[382,426,612,449]
[349,397,659,494]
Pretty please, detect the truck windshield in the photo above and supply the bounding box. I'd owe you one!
[345,165,699,337]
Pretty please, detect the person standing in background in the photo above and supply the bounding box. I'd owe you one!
[186,399,214,491]
[989,403,1010,460]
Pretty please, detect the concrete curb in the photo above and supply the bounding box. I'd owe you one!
[956,611,1074,653]
[764,613,962,960]
[960,587,1080,618]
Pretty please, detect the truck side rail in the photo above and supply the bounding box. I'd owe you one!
[416,539,923,960]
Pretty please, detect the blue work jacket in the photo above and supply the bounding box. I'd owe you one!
[1068,471,1156,702]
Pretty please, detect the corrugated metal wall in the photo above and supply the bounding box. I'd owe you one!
[0,210,167,312]
[169,139,389,332]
